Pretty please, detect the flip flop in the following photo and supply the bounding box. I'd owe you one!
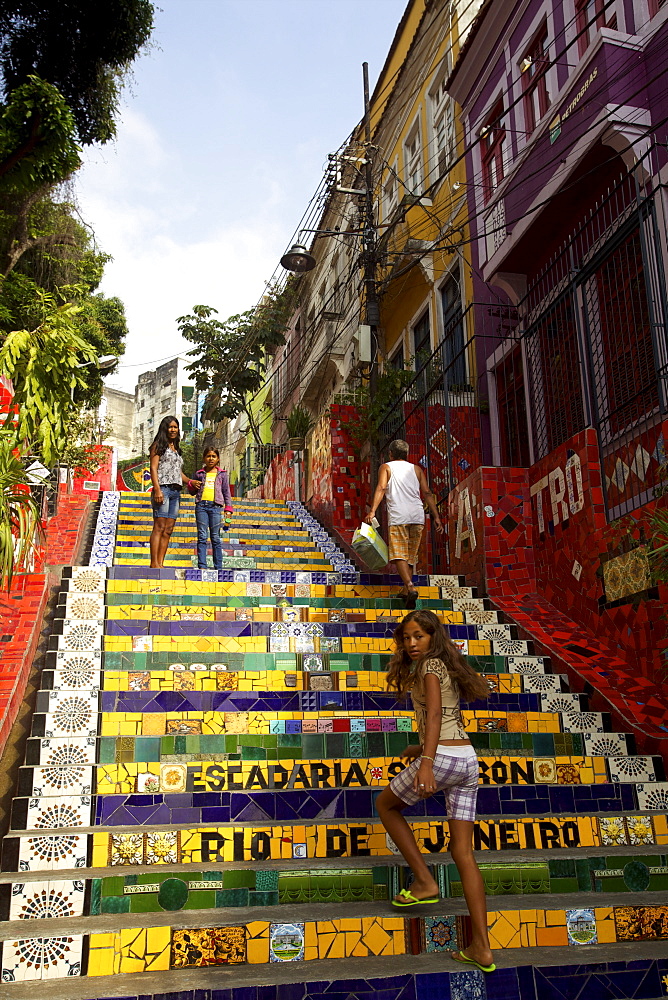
[451,950,496,973]
[403,591,418,610]
[391,888,439,907]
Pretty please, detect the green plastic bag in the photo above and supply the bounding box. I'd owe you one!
[352,521,389,570]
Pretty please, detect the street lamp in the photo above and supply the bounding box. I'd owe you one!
[80,355,117,373]
[72,355,118,400]
[280,244,317,273]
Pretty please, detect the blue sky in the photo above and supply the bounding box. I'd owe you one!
[77,0,407,393]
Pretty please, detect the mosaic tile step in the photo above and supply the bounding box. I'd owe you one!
[85,709,581,739]
[8,778,647,830]
[86,690,558,714]
[67,650,550,677]
[4,854,668,923]
[27,728,619,767]
[28,960,668,1000]
[40,667,563,696]
[20,753,659,800]
[96,590,457,608]
[3,813,664,879]
[83,814,668,867]
[5,899,668,980]
[99,605,475,625]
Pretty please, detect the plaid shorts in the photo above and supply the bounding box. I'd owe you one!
[388,523,423,566]
[389,748,479,821]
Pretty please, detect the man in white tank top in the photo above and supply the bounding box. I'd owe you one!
[367,439,443,607]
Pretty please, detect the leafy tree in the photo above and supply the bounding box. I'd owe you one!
[338,364,417,455]
[0,1,155,145]
[0,296,101,465]
[60,410,113,476]
[0,431,43,586]
[0,196,127,409]
[178,285,295,447]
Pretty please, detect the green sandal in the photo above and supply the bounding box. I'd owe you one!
[451,950,496,973]
[392,888,439,907]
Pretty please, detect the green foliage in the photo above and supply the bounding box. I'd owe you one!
[0,76,80,194]
[179,283,296,446]
[0,433,43,588]
[180,430,207,481]
[285,404,313,439]
[0,193,126,410]
[339,364,417,453]
[645,504,668,586]
[60,410,113,475]
[0,295,99,465]
[0,2,155,145]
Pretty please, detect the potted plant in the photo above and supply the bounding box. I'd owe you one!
[285,405,313,451]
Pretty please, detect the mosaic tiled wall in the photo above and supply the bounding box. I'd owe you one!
[119,461,151,492]
[308,405,366,548]
[447,428,668,686]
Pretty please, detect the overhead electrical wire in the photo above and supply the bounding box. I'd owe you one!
[213,0,663,442]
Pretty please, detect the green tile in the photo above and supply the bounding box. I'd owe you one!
[548,859,576,878]
[90,879,102,915]
[101,876,126,896]
[262,734,278,748]
[98,737,117,764]
[256,870,279,890]
[161,736,175,755]
[278,734,301,747]
[532,734,555,754]
[371,865,390,885]
[135,737,161,763]
[249,890,279,906]
[184,889,216,909]
[241,746,266,761]
[101,895,131,914]
[129,893,160,913]
[576,859,593,890]
[386,732,410,755]
[500,733,523,750]
[223,870,255,889]
[550,877,579,893]
[302,735,325,758]
[215,887,249,908]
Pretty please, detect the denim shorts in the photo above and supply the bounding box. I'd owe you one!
[152,484,181,520]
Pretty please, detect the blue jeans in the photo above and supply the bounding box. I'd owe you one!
[152,484,181,519]
[196,501,223,569]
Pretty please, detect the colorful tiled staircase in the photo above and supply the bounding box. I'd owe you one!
[1,491,668,999]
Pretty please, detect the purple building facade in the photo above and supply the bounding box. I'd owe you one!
[438,1,668,684]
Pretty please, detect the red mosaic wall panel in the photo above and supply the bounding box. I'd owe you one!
[447,426,668,686]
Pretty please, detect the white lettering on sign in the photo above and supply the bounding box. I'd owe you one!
[531,453,585,533]
[455,487,477,557]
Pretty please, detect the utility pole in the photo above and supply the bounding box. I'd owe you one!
[362,62,380,490]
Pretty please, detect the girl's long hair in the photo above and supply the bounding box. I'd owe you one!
[387,609,490,702]
[150,416,181,457]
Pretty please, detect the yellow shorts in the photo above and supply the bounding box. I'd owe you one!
[388,523,423,566]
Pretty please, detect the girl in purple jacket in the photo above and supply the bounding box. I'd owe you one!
[191,448,233,571]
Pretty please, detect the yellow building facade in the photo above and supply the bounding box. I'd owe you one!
[370,0,481,392]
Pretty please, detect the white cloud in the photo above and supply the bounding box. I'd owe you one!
[76,112,288,393]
